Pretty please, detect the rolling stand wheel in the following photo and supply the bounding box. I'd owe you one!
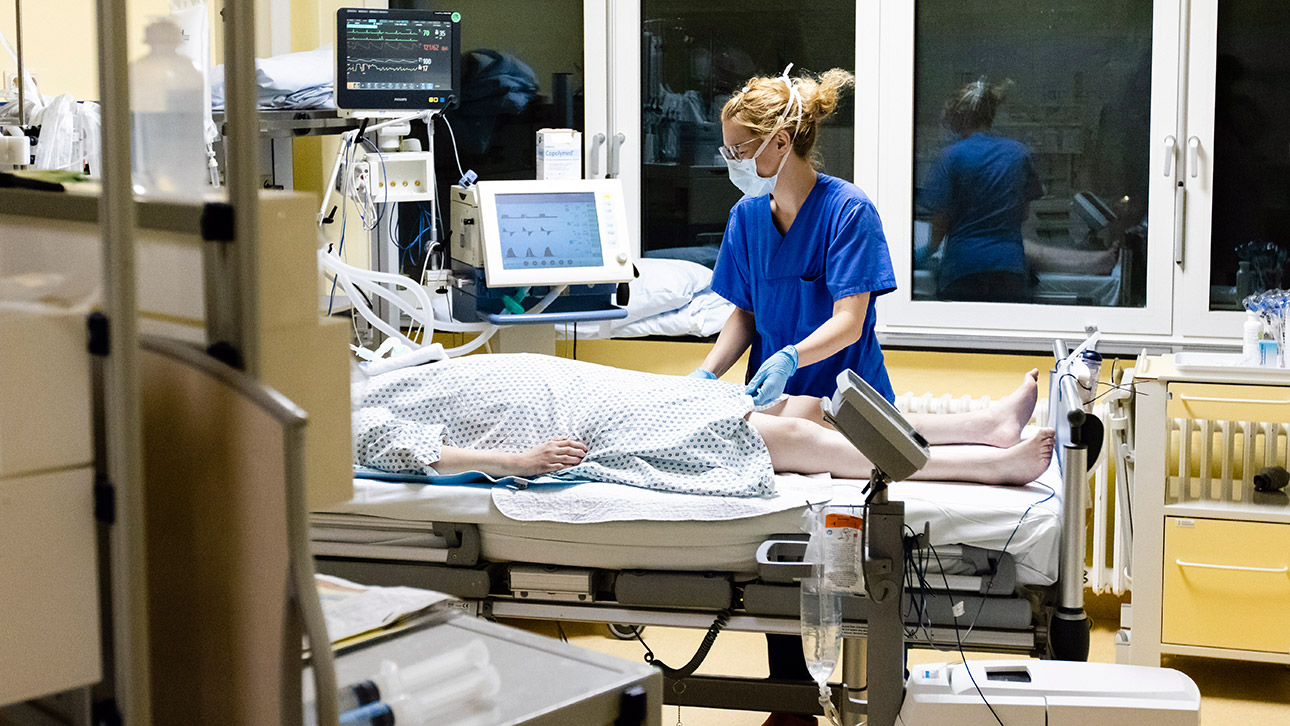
[1049,609,1091,661]
[608,623,644,640]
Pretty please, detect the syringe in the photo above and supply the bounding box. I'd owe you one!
[313,640,490,722]
[336,662,501,726]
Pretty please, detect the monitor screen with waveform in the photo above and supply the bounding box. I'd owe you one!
[495,193,606,271]
[336,7,461,112]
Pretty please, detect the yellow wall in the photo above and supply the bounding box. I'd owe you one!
[0,0,99,101]
[0,1,269,104]
[557,338,1061,400]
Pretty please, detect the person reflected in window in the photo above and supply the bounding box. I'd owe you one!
[922,78,1043,303]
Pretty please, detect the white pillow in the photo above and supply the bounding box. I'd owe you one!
[607,289,734,339]
[622,258,714,323]
[685,289,736,336]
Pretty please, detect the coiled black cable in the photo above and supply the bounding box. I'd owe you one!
[632,609,733,680]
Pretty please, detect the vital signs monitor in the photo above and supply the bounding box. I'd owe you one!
[335,7,462,113]
[450,179,636,288]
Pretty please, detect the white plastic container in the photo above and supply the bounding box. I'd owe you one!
[1243,311,1262,364]
[130,18,207,198]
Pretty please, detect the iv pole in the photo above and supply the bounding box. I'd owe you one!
[13,0,22,128]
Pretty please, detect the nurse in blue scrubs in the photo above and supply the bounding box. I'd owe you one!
[695,66,895,411]
[693,65,893,726]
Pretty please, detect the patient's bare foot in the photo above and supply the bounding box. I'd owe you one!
[992,427,1055,485]
[980,369,1040,448]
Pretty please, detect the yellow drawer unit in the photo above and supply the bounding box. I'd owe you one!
[1166,382,1290,424]
[1162,517,1290,653]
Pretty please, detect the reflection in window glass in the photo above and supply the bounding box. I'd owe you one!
[1210,1,1290,311]
[640,1,855,259]
[913,1,1151,306]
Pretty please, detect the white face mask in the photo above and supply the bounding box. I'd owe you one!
[724,67,804,198]
[725,135,790,198]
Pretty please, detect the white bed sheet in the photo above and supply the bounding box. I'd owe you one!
[319,461,1062,585]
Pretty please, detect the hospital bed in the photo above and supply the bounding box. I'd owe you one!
[311,364,1097,722]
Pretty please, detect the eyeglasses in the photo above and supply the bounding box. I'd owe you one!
[717,137,761,162]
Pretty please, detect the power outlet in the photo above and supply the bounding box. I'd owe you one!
[353,161,371,192]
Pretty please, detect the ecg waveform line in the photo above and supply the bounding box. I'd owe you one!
[347,59,427,74]
[348,40,421,54]
[346,29,419,41]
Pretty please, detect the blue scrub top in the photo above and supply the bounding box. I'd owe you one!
[920,133,1043,289]
[712,173,897,402]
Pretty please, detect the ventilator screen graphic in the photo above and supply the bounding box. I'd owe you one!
[495,193,605,270]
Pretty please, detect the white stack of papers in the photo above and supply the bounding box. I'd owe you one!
[315,574,455,643]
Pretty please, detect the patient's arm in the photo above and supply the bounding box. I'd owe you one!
[433,438,588,477]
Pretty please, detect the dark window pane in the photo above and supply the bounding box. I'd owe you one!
[1210,0,1290,311]
[913,1,1152,307]
[640,1,855,258]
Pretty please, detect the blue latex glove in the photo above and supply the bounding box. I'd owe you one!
[745,345,799,406]
[689,368,718,380]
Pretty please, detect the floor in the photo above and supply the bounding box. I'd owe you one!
[503,605,1290,726]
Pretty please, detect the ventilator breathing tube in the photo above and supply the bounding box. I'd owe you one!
[320,248,569,369]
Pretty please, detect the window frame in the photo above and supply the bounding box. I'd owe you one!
[1173,0,1248,340]
[863,0,1192,349]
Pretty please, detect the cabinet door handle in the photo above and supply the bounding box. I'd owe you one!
[589,133,606,177]
[608,132,626,177]
[1188,136,1201,179]
[1176,394,1290,405]
[1162,135,1176,177]
[1176,559,1289,574]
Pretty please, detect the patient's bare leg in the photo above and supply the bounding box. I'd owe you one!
[761,369,1039,449]
[916,368,1040,447]
[749,412,1055,486]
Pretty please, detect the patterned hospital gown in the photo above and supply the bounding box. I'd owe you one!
[354,354,774,497]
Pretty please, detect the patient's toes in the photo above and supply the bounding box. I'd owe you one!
[1010,428,1055,484]
[986,370,1040,448]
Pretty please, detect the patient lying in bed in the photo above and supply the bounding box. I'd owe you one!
[354,353,1054,497]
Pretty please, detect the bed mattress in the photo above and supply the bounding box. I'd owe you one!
[316,461,1063,585]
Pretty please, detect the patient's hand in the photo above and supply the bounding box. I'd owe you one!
[513,437,588,476]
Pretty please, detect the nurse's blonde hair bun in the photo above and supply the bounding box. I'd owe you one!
[723,67,855,167]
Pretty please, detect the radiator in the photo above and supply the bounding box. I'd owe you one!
[893,390,1128,596]
[1167,417,1290,504]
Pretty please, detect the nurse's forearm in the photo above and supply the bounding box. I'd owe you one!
[702,307,756,377]
[929,214,949,254]
[793,295,867,368]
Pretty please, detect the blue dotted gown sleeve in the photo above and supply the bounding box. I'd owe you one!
[354,408,447,475]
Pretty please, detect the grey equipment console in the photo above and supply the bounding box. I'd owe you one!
[821,370,930,484]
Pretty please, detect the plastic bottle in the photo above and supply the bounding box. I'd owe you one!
[130,18,206,197]
[1243,311,1262,365]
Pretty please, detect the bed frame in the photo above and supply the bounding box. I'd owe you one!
[312,369,1095,726]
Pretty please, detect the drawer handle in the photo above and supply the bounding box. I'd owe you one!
[1176,559,1289,574]
[1176,395,1290,405]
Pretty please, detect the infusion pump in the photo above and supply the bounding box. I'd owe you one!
[448,179,635,288]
